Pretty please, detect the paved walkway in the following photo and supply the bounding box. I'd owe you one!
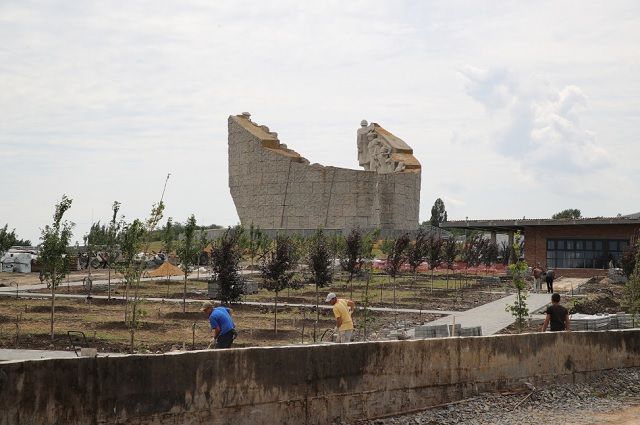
[0,272,216,294]
[421,293,552,336]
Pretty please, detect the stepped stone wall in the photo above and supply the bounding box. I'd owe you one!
[228,113,421,230]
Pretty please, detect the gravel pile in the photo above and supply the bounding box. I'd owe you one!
[365,368,640,425]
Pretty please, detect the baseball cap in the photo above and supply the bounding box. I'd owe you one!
[200,300,214,311]
[325,292,337,302]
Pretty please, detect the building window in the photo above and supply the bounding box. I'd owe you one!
[546,238,628,269]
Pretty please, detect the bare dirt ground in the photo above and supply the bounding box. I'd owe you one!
[585,405,640,424]
[498,277,629,334]
[0,294,441,353]
[0,269,516,353]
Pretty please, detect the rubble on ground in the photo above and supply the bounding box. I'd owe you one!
[366,368,640,425]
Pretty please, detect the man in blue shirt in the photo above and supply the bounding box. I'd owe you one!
[201,301,236,349]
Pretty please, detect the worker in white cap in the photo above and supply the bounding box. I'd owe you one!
[325,292,355,343]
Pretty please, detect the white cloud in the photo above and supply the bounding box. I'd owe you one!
[459,67,610,177]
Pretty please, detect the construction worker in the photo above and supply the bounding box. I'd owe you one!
[532,264,543,293]
[201,301,237,349]
[541,293,570,332]
[325,292,355,343]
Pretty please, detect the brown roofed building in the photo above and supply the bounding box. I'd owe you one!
[441,214,640,278]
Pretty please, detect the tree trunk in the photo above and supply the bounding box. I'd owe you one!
[274,291,278,334]
[314,282,318,342]
[124,278,129,324]
[183,271,188,313]
[350,275,354,300]
[364,265,371,341]
[107,266,111,300]
[430,268,434,292]
[50,268,56,340]
[393,275,397,328]
[132,274,141,326]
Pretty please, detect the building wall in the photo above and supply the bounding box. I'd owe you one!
[228,115,421,230]
[524,224,640,277]
[2,331,640,424]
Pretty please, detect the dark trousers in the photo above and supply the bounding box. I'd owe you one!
[215,329,236,349]
[546,279,554,293]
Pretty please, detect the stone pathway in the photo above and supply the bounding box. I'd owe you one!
[420,292,552,336]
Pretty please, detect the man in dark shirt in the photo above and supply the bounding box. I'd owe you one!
[545,269,555,293]
[542,293,570,332]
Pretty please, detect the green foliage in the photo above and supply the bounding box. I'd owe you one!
[380,239,394,257]
[116,219,146,284]
[429,198,448,227]
[406,228,428,273]
[499,240,514,265]
[260,235,301,332]
[85,222,108,247]
[341,228,364,281]
[624,239,640,322]
[384,234,411,278]
[425,235,444,271]
[361,228,380,260]
[260,235,300,294]
[196,226,209,266]
[177,215,199,275]
[39,195,74,289]
[505,232,529,332]
[211,226,244,303]
[0,224,31,254]
[462,235,483,268]
[442,238,458,269]
[39,195,74,340]
[162,217,176,254]
[104,201,122,263]
[241,223,270,267]
[621,232,639,278]
[328,232,345,264]
[552,209,582,219]
[482,240,499,268]
[307,229,333,288]
[104,201,122,299]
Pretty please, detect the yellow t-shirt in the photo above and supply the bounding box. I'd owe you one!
[333,299,353,331]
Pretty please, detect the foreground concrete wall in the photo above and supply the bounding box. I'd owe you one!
[1,331,640,424]
[228,113,421,230]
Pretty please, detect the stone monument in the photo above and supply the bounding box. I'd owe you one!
[228,113,421,230]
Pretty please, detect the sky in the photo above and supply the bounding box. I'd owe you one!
[1,1,639,244]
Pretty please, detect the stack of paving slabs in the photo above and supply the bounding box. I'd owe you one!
[414,324,451,338]
[458,326,483,337]
[448,323,462,336]
[414,324,482,338]
[610,313,636,329]
[570,314,614,331]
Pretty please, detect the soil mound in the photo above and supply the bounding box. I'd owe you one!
[570,295,621,315]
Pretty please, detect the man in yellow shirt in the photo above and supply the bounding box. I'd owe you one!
[325,292,355,343]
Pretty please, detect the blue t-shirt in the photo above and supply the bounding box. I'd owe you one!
[209,306,234,336]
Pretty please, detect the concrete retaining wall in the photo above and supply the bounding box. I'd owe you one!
[1,330,639,424]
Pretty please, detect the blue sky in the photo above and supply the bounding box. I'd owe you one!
[1,1,638,244]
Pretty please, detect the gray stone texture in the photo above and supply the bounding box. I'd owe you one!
[228,114,421,230]
[3,330,640,424]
